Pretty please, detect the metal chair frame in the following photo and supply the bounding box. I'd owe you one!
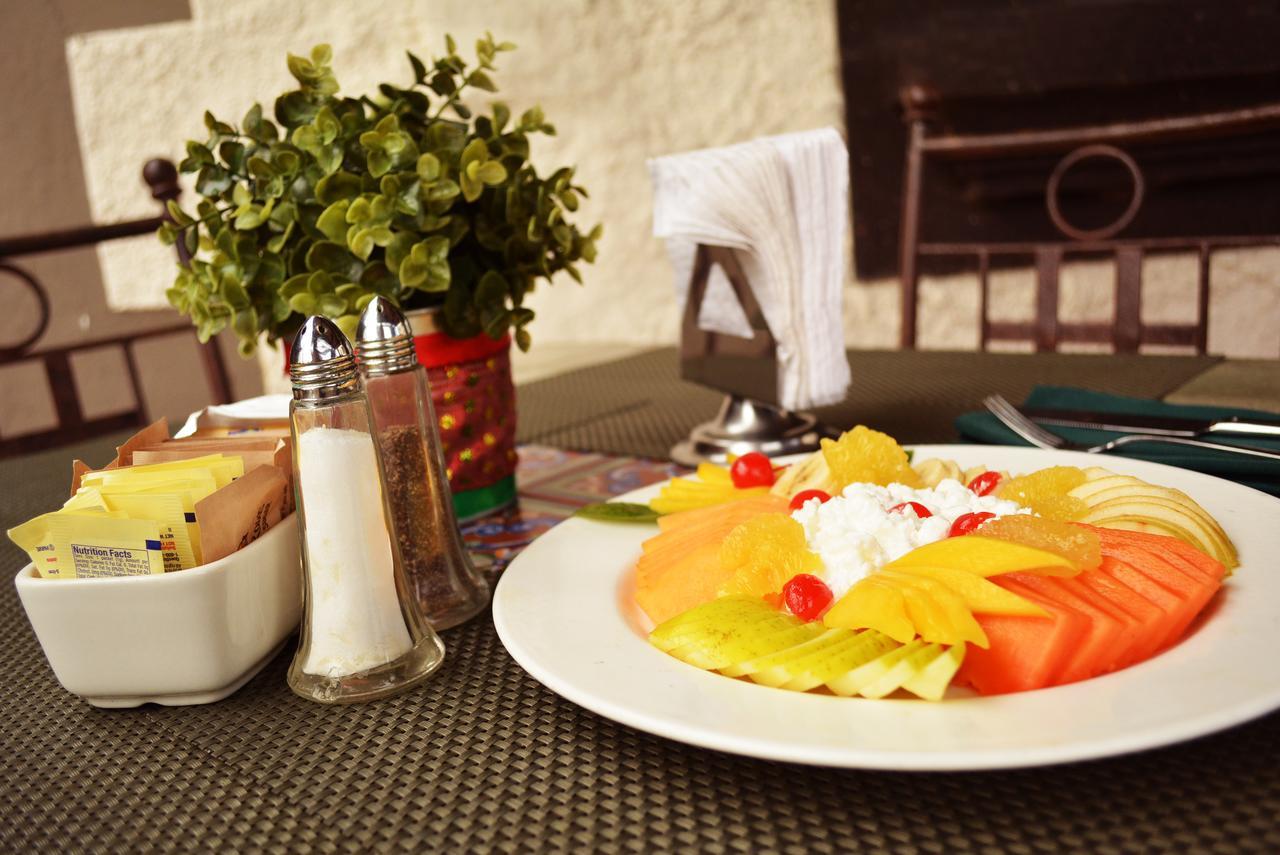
[0,159,231,456]
[897,89,1280,353]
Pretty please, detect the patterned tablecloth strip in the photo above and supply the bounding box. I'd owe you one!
[461,444,681,568]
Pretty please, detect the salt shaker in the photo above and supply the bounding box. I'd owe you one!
[354,297,491,630]
[286,316,445,703]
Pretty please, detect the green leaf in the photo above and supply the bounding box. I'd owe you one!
[315,171,362,204]
[235,202,272,231]
[305,240,359,277]
[460,138,489,169]
[469,70,497,92]
[346,227,373,260]
[288,293,319,315]
[492,102,511,133]
[474,270,507,307]
[275,91,319,127]
[407,50,428,84]
[367,148,392,177]
[311,43,333,66]
[316,200,350,244]
[219,141,246,174]
[460,172,483,203]
[475,161,507,185]
[248,156,276,179]
[165,200,194,227]
[515,326,532,352]
[416,153,441,182]
[184,141,215,167]
[426,178,460,202]
[385,232,414,273]
[572,502,662,524]
[314,106,341,144]
[195,165,232,196]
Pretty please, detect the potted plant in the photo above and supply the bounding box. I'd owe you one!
[161,36,600,517]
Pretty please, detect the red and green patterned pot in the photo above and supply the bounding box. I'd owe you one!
[404,308,517,521]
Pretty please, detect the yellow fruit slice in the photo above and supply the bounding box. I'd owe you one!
[826,640,925,697]
[696,462,732,485]
[885,535,1079,577]
[717,513,821,597]
[900,644,966,701]
[880,572,989,648]
[821,425,922,490]
[976,515,1102,572]
[996,466,1089,521]
[649,478,769,515]
[887,565,1048,616]
[823,578,917,644]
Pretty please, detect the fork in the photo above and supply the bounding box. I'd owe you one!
[982,394,1280,461]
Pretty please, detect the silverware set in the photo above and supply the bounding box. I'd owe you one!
[982,395,1280,462]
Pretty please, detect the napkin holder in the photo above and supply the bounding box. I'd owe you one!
[671,244,840,466]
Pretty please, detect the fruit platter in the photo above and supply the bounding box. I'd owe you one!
[493,430,1280,770]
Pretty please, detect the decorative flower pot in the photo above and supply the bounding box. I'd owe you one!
[403,308,518,521]
[281,309,518,521]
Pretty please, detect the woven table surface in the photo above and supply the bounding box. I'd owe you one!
[4,349,1279,853]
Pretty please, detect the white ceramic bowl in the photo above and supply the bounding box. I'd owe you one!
[14,514,301,708]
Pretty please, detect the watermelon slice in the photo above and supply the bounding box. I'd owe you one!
[999,573,1128,684]
[955,587,1089,695]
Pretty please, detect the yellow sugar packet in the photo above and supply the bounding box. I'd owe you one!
[90,479,211,568]
[98,491,197,572]
[80,454,243,491]
[9,512,165,579]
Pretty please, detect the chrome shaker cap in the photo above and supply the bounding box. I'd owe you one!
[289,316,359,402]
[354,297,418,377]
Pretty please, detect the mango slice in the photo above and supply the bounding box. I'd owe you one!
[885,535,1079,577]
[886,565,1048,617]
[823,578,917,644]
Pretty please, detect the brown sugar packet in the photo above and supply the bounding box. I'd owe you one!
[195,464,290,563]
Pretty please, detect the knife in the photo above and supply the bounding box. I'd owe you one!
[1021,408,1280,439]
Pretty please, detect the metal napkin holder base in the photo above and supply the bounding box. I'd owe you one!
[670,245,840,467]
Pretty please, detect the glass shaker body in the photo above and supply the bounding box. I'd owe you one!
[287,389,445,703]
[363,366,491,629]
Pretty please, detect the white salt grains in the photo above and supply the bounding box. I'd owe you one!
[297,427,412,678]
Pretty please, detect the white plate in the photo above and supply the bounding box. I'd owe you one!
[493,445,1280,770]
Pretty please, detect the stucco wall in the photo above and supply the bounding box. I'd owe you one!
[61,0,1280,396]
[0,0,262,441]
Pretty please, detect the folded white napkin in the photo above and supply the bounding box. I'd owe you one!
[648,128,851,410]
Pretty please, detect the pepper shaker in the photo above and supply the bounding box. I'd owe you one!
[286,316,445,703]
[355,297,491,630]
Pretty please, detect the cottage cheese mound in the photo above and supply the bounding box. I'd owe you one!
[790,479,1029,600]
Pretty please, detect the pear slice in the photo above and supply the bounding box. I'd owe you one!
[901,644,966,701]
[649,596,779,652]
[668,618,824,671]
[770,450,837,498]
[860,642,945,699]
[1080,497,1235,567]
[1073,479,1230,541]
[724,627,852,679]
[827,641,925,697]
[774,631,900,691]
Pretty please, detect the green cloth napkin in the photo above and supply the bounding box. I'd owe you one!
[954,386,1280,496]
